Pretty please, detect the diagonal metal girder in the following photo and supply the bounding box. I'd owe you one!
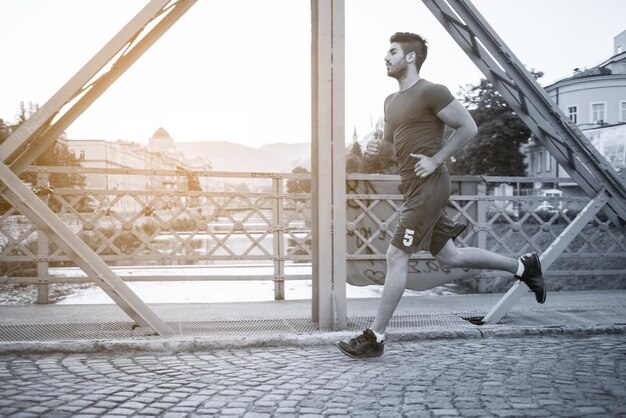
[1,0,197,174]
[0,162,173,335]
[422,0,626,323]
[482,190,610,324]
[0,0,198,335]
[422,0,626,232]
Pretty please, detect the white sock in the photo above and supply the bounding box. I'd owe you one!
[372,329,385,342]
[515,259,525,277]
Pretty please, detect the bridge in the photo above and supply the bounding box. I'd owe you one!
[1,0,624,333]
[1,0,625,415]
[2,168,624,299]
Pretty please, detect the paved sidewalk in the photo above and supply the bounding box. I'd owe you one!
[0,290,624,354]
[0,290,625,417]
[1,334,624,417]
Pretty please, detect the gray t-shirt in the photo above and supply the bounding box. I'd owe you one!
[384,78,454,182]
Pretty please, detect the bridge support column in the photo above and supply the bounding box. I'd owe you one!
[311,0,347,330]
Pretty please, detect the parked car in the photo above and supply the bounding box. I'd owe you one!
[534,201,560,222]
[517,201,561,223]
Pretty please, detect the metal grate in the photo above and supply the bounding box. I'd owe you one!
[0,306,623,342]
[0,321,157,341]
[496,306,626,326]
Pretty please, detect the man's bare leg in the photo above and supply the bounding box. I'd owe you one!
[435,239,546,303]
[370,245,411,335]
[434,239,517,272]
[336,239,545,358]
[371,239,518,336]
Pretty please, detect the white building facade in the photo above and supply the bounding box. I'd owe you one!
[525,29,626,192]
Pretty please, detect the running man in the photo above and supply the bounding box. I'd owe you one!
[337,32,546,359]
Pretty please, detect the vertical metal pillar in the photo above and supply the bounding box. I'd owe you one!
[272,177,285,300]
[36,172,50,304]
[311,0,347,330]
[332,0,347,331]
[476,179,487,250]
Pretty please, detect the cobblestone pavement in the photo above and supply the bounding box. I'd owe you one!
[1,334,625,417]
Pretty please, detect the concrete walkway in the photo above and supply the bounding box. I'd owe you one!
[1,290,625,417]
[0,290,624,353]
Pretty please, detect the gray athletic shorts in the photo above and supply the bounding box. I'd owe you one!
[391,171,466,255]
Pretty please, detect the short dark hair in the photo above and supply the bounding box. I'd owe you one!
[389,32,428,72]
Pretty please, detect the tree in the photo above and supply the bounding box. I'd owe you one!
[346,142,363,173]
[1,103,87,212]
[287,166,311,194]
[0,119,11,142]
[24,140,83,188]
[345,116,399,175]
[448,73,542,176]
[359,145,397,175]
[2,103,83,187]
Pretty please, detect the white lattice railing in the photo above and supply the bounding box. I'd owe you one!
[1,167,624,302]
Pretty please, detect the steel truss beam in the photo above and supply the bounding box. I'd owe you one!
[422,0,626,229]
[0,162,173,335]
[422,0,626,322]
[482,190,610,324]
[0,0,198,335]
[1,0,197,174]
[311,0,347,330]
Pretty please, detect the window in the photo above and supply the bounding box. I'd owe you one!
[79,150,85,160]
[538,151,544,172]
[620,101,626,123]
[545,152,552,172]
[567,105,578,124]
[591,102,606,124]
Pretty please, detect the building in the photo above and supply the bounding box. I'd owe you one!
[148,127,176,154]
[65,128,213,213]
[525,29,626,194]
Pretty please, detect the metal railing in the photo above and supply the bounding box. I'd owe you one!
[1,167,624,303]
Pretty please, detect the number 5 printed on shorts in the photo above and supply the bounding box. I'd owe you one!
[403,228,415,247]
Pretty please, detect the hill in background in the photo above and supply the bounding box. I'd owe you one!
[176,141,311,172]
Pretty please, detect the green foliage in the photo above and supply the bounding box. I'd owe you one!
[1,103,88,213]
[448,73,543,176]
[345,137,398,175]
[359,150,398,174]
[287,166,311,194]
[2,102,84,188]
[346,142,362,173]
[0,119,11,142]
[26,141,84,187]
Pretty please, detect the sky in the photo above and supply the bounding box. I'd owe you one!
[1,0,625,149]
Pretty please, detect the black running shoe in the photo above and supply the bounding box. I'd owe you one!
[336,329,384,358]
[515,252,546,304]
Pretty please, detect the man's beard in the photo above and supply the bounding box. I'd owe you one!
[387,62,408,79]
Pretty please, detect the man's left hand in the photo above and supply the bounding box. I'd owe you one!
[410,153,438,178]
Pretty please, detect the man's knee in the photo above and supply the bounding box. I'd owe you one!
[435,243,460,269]
[386,244,410,266]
